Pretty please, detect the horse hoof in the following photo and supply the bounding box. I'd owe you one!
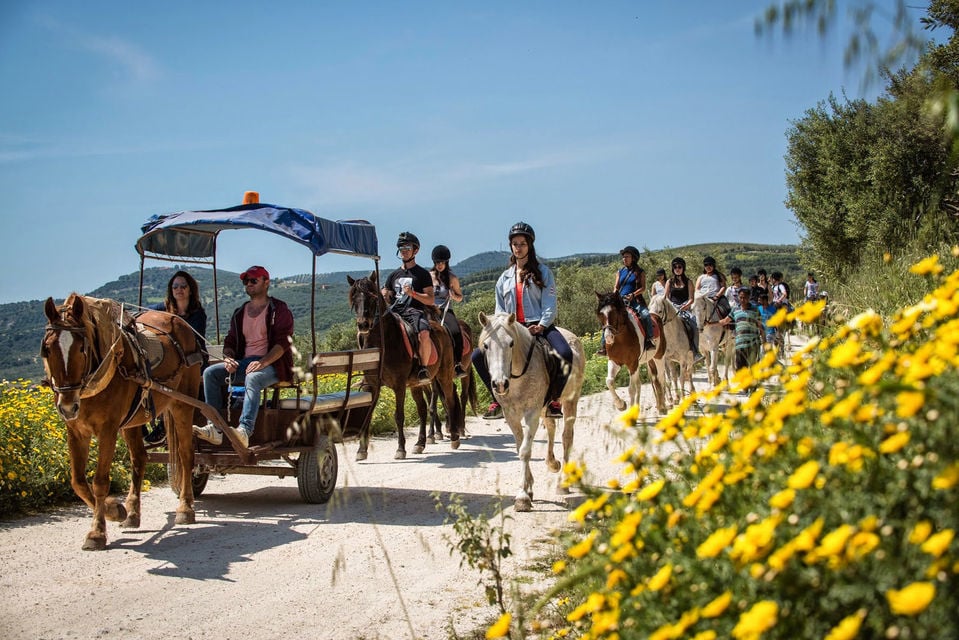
[82,536,107,551]
[450,439,460,450]
[175,510,196,526]
[356,450,368,462]
[514,497,533,512]
[426,436,436,445]
[614,400,626,412]
[120,515,141,529]
[105,501,127,523]
[546,460,561,473]
[394,449,406,460]
[413,444,425,454]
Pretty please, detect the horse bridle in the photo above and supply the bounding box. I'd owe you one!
[41,323,94,394]
[484,323,538,379]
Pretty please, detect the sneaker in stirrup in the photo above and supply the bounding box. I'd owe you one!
[192,423,222,445]
[484,402,503,419]
[231,427,249,449]
[546,401,563,418]
[144,422,166,445]
[417,366,430,381]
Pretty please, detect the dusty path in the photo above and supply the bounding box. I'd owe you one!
[1,343,787,640]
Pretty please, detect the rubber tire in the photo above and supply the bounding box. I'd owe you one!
[297,435,337,504]
[167,462,210,498]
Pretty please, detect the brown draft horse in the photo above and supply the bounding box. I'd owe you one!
[41,294,201,550]
[426,319,478,444]
[595,292,669,414]
[347,274,461,460]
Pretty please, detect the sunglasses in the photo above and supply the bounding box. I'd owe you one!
[243,278,259,285]
[397,245,414,252]
[171,283,189,290]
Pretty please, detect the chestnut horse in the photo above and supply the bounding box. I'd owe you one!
[347,274,461,460]
[41,294,202,550]
[595,292,668,414]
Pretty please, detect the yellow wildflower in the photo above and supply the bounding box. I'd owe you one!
[697,526,738,558]
[787,460,820,490]
[806,524,854,564]
[909,254,943,276]
[909,521,933,544]
[846,532,880,561]
[769,488,795,509]
[700,591,732,618]
[610,511,642,549]
[879,431,910,454]
[895,391,925,418]
[637,478,666,502]
[767,306,788,328]
[828,339,862,368]
[486,612,511,639]
[552,560,567,574]
[647,563,672,591]
[932,463,959,490]
[567,529,598,559]
[731,600,779,639]
[886,581,936,616]
[793,298,826,324]
[692,633,717,640]
[824,610,865,640]
[920,529,954,558]
[618,403,640,427]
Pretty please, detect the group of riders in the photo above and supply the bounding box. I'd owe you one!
[171,221,814,448]
[381,223,814,424]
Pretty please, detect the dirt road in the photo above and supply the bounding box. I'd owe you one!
[0,389,641,640]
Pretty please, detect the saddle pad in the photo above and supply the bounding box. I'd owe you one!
[133,327,166,369]
[277,390,374,413]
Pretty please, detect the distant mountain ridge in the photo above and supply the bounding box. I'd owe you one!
[1,244,802,382]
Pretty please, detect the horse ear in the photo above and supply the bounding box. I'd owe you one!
[44,297,58,322]
[71,294,85,319]
[347,275,355,285]
[595,291,603,300]
[507,313,516,324]
[478,311,488,326]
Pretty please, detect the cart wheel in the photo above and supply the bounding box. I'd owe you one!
[167,462,210,498]
[298,435,337,504]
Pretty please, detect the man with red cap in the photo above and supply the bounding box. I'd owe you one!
[193,265,294,448]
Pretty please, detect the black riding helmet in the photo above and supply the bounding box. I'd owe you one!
[396,231,420,249]
[431,244,451,263]
[620,245,640,260]
[671,257,686,270]
[703,255,717,267]
[508,222,535,243]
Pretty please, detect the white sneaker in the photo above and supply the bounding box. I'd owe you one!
[192,423,222,445]
[231,427,249,448]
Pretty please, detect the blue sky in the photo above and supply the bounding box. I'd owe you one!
[0,1,925,303]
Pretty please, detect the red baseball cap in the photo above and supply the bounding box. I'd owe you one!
[240,265,269,281]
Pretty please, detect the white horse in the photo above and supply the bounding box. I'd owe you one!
[595,292,669,413]
[647,295,696,400]
[692,296,734,387]
[477,312,586,512]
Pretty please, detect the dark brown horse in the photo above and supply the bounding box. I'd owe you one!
[347,274,461,460]
[427,318,478,443]
[41,294,202,550]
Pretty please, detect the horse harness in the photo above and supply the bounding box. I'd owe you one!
[43,300,201,429]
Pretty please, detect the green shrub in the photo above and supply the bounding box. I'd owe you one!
[514,251,959,639]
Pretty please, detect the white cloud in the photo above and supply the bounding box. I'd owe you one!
[291,145,620,207]
[36,14,160,84]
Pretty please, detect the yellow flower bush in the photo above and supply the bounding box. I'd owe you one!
[523,255,959,639]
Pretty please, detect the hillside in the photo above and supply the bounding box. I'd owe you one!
[1,243,803,382]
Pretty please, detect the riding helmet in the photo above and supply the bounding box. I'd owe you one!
[620,245,640,260]
[431,244,451,263]
[671,257,686,270]
[396,231,420,249]
[703,255,716,267]
[508,222,535,243]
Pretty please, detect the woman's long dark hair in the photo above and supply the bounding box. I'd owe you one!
[431,262,455,290]
[510,241,545,289]
[164,270,203,315]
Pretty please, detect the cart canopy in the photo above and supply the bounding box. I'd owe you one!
[136,202,379,262]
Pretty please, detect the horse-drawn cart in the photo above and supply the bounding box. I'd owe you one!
[135,193,383,503]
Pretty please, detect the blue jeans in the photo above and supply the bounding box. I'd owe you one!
[203,358,278,435]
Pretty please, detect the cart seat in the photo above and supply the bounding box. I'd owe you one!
[277,390,375,413]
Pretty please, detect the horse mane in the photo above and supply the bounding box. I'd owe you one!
[595,291,625,311]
